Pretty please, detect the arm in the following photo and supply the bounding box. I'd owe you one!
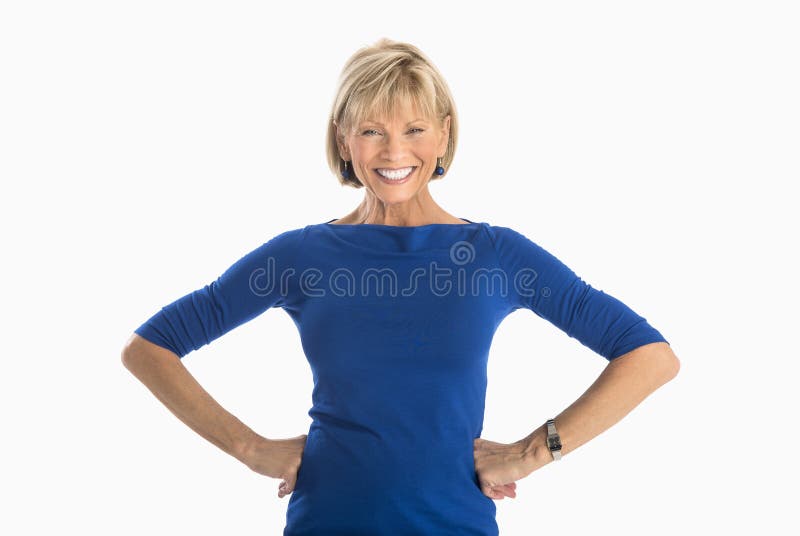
[124,229,308,496]
[121,333,260,463]
[122,333,307,497]
[519,341,680,472]
[475,226,677,497]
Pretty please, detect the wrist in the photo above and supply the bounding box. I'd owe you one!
[520,423,553,474]
[233,428,266,466]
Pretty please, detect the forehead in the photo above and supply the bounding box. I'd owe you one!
[356,99,433,125]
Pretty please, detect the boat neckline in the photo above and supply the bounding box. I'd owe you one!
[322,217,478,229]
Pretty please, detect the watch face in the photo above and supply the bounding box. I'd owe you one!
[548,437,562,449]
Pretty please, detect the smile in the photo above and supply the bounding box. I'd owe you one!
[375,166,415,181]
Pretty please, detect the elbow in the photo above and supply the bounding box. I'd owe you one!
[121,333,159,371]
[661,342,680,379]
[656,343,681,383]
[670,352,681,378]
[611,341,680,383]
[121,334,141,370]
[121,333,180,370]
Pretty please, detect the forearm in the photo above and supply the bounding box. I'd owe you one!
[521,342,680,473]
[121,333,260,463]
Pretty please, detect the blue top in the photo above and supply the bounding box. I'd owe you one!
[134,218,669,535]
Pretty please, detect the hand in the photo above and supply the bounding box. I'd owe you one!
[473,437,532,500]
[240,433,308,499]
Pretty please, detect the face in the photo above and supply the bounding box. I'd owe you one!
[337,102,450,202]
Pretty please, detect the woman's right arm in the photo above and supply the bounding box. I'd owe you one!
[121,333,261,464]
[121,334,307,497]
[123,229,307,495]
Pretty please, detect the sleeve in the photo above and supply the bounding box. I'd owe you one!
[488,225,669,361]
[133,228,302,358]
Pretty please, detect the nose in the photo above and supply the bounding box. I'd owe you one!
[379,133,409,162]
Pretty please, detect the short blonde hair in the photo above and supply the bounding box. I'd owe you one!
[325,38,459,188]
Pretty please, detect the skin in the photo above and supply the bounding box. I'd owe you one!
[331,100,465,226]
[122,100,680,503]
[121,335,306,498]
[330,103,680,500]
[473,341,679,500]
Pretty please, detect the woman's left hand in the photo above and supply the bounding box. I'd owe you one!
[473,437,532,500]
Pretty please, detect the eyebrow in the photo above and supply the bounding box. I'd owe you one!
[360,118,428,126]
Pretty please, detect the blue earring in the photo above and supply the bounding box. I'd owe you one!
[435,157,445,175]
[341,159,351,179]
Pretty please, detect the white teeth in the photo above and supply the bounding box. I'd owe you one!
[376,167,413,180]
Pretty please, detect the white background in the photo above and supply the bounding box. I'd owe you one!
[2,1,797,534]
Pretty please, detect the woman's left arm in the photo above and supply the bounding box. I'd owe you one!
[475,227,680,499]
[519,341,680,473]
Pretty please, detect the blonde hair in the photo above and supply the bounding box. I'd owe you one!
[325,38,459,188]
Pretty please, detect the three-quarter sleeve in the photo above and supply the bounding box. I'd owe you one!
[133,228,302,358]
[487,225,668,360]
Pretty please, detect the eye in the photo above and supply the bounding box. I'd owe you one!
[361,128,425,136]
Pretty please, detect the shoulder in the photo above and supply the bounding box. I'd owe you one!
[482,223,535,241]
[227,226,307,269]
[260,225,308,250]
[481,224,575,278]
[481,224,545,255]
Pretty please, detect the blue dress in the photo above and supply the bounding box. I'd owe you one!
[134,218,669,535]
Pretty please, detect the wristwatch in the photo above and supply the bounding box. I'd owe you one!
[546,418,562,461]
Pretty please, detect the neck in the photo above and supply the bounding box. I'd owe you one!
[346,187,455,226]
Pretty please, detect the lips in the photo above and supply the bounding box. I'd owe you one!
[375,166,415,180]
[374,166,415,184]
[376,166,413,174]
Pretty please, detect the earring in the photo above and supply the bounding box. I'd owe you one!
[435,156,445,176]
[341,159,351,179]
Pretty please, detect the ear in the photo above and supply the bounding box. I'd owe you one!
[437,114,451,156]
[333,120,350,160]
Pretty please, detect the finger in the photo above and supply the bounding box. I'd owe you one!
[492,484,517,499]
[482,485,504,500]
[482,480,515,490]
[278,480,294,498]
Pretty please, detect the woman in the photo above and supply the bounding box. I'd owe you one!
[122,38,680,535]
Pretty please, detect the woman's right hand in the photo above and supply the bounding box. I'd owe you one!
[241,433,308,498]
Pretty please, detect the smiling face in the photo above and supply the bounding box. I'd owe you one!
[336,101,451,204]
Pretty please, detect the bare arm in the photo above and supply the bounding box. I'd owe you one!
[521,341,680,471]
[121,333,259,463]
[122,333,308,497]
